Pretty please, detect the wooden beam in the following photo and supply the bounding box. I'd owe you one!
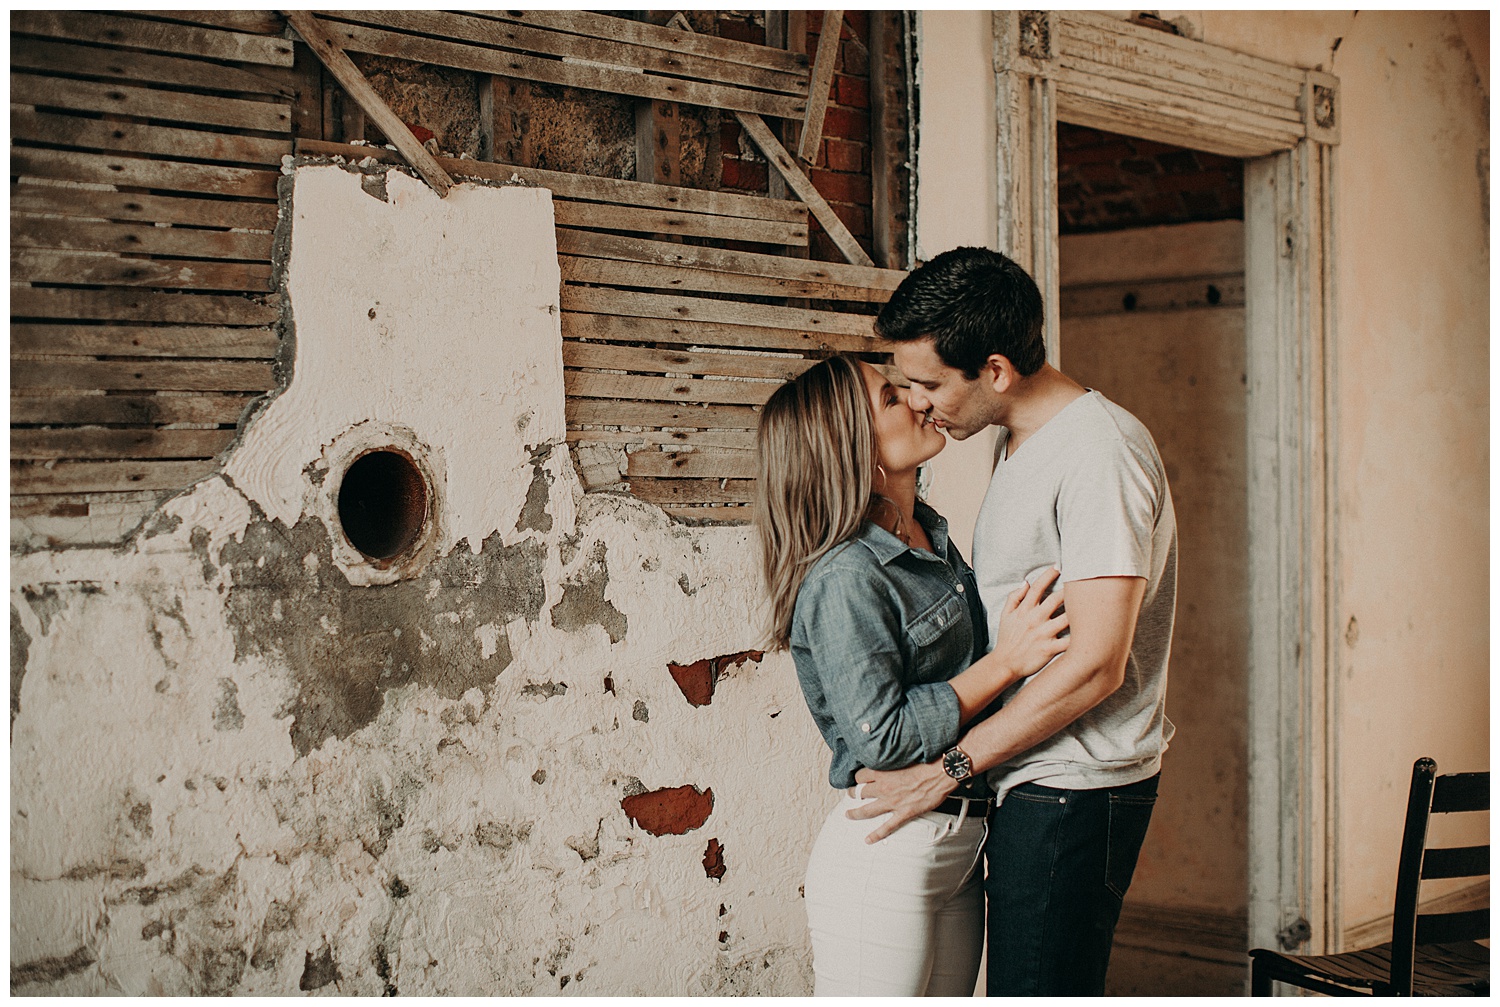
[735,112,873,266]
[282,10,454,196]
[636,99,682,188]
[798,11,842,163]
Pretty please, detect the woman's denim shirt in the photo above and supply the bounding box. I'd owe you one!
[789,501,989,789]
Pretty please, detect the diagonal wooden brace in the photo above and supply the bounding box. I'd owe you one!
[283,10,454,197]
[797,11,843,164]
[736,112,873,267]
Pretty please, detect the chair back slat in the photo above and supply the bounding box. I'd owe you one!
[1415,907,1489,945]
[1431,772,1489,813]
[1421,844,1489,880]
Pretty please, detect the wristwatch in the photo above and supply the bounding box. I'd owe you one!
[941,746,974,781]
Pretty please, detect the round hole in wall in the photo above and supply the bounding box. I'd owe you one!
[336,448,430,563]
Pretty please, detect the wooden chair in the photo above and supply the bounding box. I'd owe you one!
[1249,757,1488,996]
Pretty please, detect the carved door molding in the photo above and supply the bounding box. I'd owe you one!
[991,10,1343,962]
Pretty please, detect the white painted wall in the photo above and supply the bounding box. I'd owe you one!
[913,10,1002,559]
[11,167,830,995]
[913,9,1490,944]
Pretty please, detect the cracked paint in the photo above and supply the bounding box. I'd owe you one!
[9,165,826,996]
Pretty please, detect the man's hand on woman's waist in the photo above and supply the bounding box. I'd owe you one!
[847,760,958,843]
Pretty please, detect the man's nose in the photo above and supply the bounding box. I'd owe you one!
[905,384,931,413]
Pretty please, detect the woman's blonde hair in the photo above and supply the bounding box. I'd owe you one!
[754,355,877,650]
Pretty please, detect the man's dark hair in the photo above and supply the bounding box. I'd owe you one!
[874,246,1046,379]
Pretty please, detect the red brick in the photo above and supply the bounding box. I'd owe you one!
[621,785,713,836]
[810,229,873,264]
[810,169,871,204]
[844,10,869,39]
[720,157,768,192]
[720,118,741,151]
[830,201,870,237]
[842,38,869,76]
[835,74,869,109]
[716,18,762,45]
[825,137,865,173]
[820,105,870,143]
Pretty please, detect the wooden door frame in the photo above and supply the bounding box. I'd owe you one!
[990,11,1342,964]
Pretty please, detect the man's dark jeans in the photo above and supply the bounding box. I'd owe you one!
[983,773,1160,995]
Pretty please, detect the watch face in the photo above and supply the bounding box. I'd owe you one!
[943,748,972,780]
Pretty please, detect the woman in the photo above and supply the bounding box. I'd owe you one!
[754,355,1067,996]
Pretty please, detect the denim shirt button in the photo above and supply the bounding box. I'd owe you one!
[860,723,871,733]
[955,583,965,593]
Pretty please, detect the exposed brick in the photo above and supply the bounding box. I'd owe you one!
[810,169,871,204]
[830,201,869,237]
[844,10,869,39]
[835,74,869,109]
[841,38,869,76]
[720,157,767,193]
[810,229,872,264]
[621,784,714,836]
[820,105,869,143]
[720,118,741,151]
[716,18,762,45]
[703,838,726,880]
[667,650,763,707]
[825,137,865,173]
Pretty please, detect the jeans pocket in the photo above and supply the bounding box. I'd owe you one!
[1104,794,1156,900]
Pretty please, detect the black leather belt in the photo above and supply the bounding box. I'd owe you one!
[934,794,995,817]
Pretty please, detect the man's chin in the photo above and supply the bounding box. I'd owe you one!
[940,425,975,441]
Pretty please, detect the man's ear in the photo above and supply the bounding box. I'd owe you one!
[983,354,1018,394]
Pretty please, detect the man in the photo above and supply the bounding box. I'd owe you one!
[854,246,1177,996]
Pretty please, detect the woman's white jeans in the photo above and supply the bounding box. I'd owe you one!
[803,791,988,996]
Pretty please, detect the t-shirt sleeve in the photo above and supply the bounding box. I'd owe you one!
[1056,435,1162,582]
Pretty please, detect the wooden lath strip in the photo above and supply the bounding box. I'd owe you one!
[12,216,273,261]
[560,286,876,337]
[798,11,843,162]
[12,148,280,199]
[10,37,298,98]
[11,459,219,495]
[562,312,876,354]
[13,110,292,168]
[462,10,809,75]
[556,229,901,292]
[11,185,280,231]
[733,113,874,266]
[283,10,454,196]
[12,288,280,326]
[13,428,237,461]
[10,73,292,134]
[309,19,807,120]
[13,359,275,392]
[316,10,808,96]
[566,398,761,430]
[551,202,804,246]
[12,325,279,360]
[11,393,258,426]
[560,255,883,302]
[11,10,295,67]
[13,249,274,293]
[295,139,807,224]
[562,342,816,382]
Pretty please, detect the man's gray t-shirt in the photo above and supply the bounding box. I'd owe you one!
[972,390,1177,796]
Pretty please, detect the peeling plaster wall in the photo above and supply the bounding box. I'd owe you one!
[11,166,829,995]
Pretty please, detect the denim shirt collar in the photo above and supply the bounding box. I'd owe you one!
[856,499,951,566]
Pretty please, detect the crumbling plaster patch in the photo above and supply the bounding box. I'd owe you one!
[11,166,828,995]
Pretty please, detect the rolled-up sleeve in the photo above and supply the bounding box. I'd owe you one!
[793,566,961,773]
